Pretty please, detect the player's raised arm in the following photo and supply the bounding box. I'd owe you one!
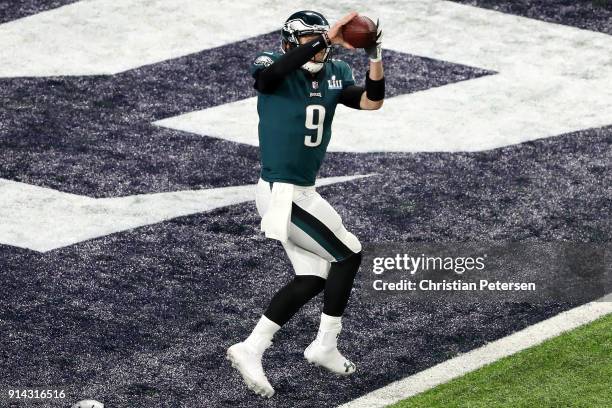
[339,18,385,111]
[254,36,329,93]
[361,19,384,110]
[254,12,358,94]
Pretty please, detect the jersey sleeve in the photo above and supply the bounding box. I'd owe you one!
[340,61,356,88]
[249,52,280,79]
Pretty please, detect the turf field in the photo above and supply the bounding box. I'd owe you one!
[393,313,612,408]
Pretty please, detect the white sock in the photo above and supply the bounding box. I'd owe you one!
[319,313,342,331]
[316,313,342,349]
[244,315,281,354]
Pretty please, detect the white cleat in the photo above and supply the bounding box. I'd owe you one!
[304,341,356,376]
[227,342,275,398]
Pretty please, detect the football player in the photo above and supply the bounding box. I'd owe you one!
[227,10,384,398]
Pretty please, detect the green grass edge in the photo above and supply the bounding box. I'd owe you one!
[391,313,612,408]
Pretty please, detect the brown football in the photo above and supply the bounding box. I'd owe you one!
[342,15,377,49]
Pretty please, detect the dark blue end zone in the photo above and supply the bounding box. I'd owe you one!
[0,2,611,408]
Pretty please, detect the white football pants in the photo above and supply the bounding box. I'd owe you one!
[255,178,362,279]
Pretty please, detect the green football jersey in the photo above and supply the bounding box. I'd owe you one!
[250,51,355,186]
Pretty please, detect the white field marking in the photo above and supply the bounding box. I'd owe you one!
[0,0,383,77]
[0,175,370,252]
[339,294,612,408]
[155,0,612,152]
[0,0,287,77]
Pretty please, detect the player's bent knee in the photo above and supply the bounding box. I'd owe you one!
[293,275,326,296]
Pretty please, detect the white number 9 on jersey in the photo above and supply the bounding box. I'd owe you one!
[304,105,326,147]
